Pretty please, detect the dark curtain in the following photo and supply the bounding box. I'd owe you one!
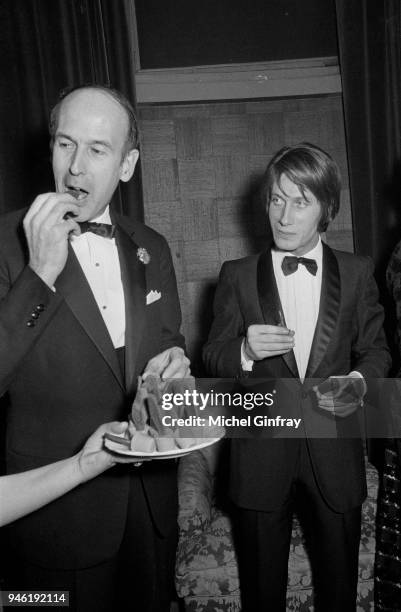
[336,8,401,603]
[335,0,401,355]
[0,0,143,219]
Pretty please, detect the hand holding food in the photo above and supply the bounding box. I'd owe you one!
[126,376,218,453]
[23,192,81,287]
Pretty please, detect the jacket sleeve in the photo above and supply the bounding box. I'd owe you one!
[158,236,186,353]
[351,257,391,378]
[203,262,245,377]
[0,247,63,397]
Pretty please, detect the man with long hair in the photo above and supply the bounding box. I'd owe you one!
[204,143,390,611]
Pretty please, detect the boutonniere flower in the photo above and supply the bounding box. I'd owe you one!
[137,247,151,264]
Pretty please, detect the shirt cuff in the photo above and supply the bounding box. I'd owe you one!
[241,339,254,372]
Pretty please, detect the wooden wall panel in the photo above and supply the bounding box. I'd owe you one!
[248,113,285,155]
[141,159,179,202]
[183,198,218,241]
[138,94,353,372]
[175,118,213,160]
[183,239,221,282]
[214,156,251,197]
[178,160,216,199]
[140,121,176,160]
[145,199,183,243]
[217,198,256,238]
[284,111,321,144]
[211,116,249,155]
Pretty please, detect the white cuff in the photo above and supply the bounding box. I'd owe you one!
[241,339,254,372]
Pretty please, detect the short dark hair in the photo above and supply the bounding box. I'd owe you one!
[261,142,341,232]
[49,84,139,157]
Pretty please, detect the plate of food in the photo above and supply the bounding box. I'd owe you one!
[103,375,224,459]
[103,434,222,459]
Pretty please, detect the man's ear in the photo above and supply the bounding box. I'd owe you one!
[327,202,335,223]
[120,149,139,183]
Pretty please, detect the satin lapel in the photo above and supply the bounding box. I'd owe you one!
[305,243,341,378]
[114,223,146,396]
[257,251,299,378]
[55,246,124,389]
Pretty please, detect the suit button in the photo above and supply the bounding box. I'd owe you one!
[31,312,39,319]
[27,320,35,327]
[36,304,45,312]
[302,391,308,399]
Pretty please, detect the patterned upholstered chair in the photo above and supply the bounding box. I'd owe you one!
[176,441,378,612]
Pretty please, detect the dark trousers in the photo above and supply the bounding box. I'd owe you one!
[5,474,177,612]
[234,440,362,612]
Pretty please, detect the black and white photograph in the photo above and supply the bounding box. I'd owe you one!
[0,1,400,611]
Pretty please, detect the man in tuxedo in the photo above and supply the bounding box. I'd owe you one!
[0,85,189,611]
[203,143,390,611]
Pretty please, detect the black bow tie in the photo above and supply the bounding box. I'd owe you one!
[281,256,318,276]
[79,222,116,239]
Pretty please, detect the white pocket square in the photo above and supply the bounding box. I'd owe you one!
[146,290,161,305]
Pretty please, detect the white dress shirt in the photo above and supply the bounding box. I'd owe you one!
[241,239,322,380]
[272,240,322,380]
[70,206,125,348]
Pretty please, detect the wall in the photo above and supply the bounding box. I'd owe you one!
[138,94,352,373]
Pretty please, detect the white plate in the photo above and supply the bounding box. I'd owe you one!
[104,436,223,459]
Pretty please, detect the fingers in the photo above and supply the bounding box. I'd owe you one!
[313,377,363,403]
[162,364,191,379]
[23,193,53,225]
[23,193,82,286]
[142,364,162,380]
[24,193,81,248]
[249,324,294,335]
[314,378,361,417]
[24,192,80,228]
[245,323,295,360]
[113,458,144,466]
[317,400,359,417]
[85,421,128,448]
[251,348,293,359]
[248,338,294,351]
[161,349,190,379]
[142,350,169,380]
[26,204,80,239]
[143,348,191,380]
[63,217,81,237]
[103,421,129,435]
[23,192,81,247]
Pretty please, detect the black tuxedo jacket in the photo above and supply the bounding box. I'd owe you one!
[203,243,391,513]
[0,207,185,569]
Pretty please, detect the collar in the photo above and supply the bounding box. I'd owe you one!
[272,236,323,266]
[90,205,111,224]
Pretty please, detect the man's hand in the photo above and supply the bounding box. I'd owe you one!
[23,193,81,287]
[313,375,366,418]
[143,347,190,380]
[244,324,295,361]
